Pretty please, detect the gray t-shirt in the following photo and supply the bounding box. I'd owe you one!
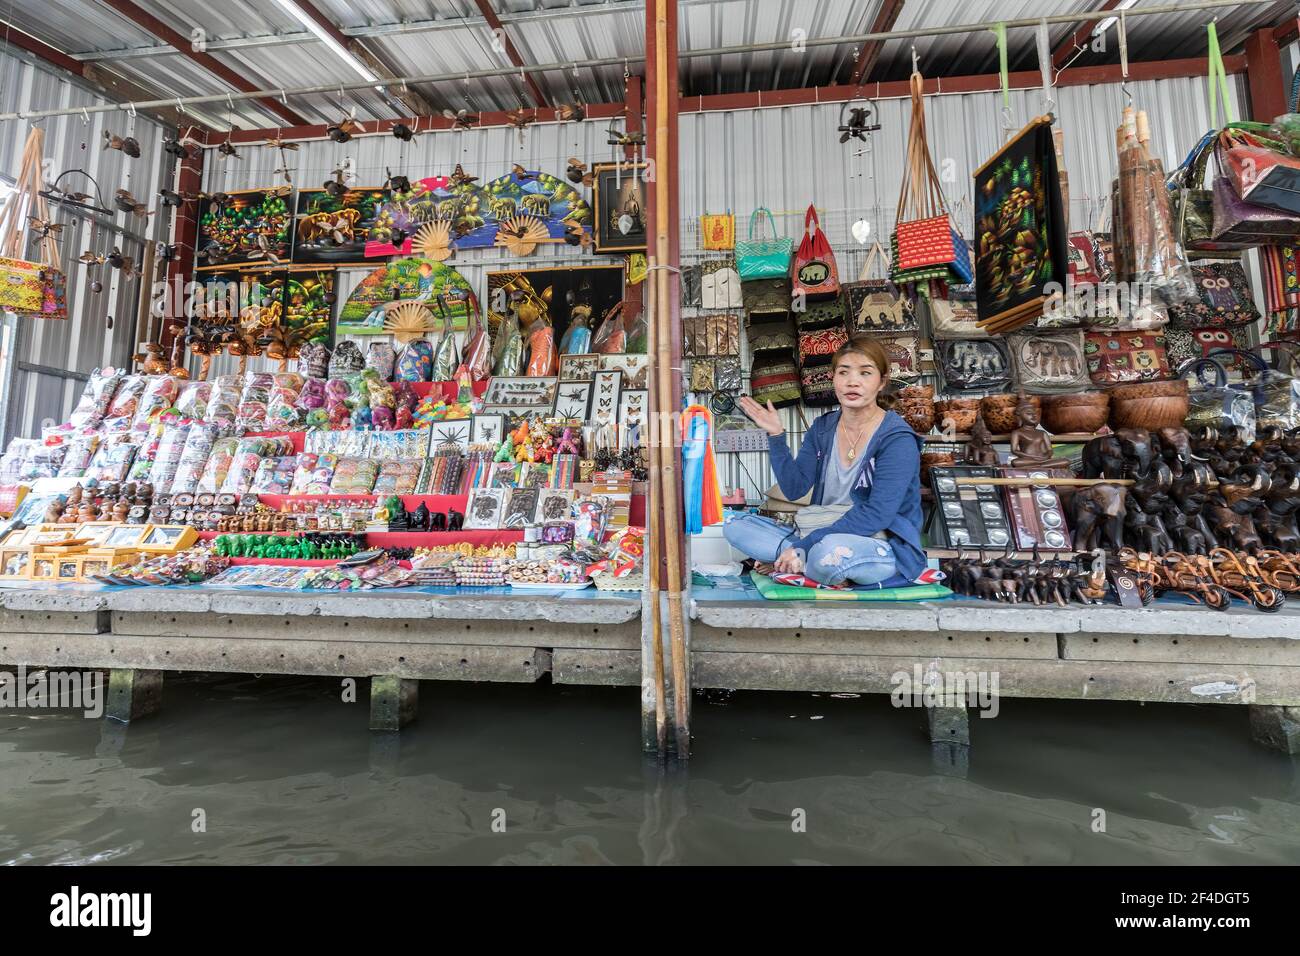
[796,431,864,535]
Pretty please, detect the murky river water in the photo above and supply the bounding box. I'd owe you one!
[0,673,1297,865]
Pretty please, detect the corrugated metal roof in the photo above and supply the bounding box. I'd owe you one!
[0,0,1281,126]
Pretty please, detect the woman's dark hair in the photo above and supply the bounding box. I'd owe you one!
[831,334,890,382]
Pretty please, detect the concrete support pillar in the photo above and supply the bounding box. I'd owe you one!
[105,668,163,722]
[1249,704,1300,755]
[369,675,418,731]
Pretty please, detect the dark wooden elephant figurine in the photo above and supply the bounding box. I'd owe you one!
[1082,435,1125,480]
[1115,428,1154,479]
[1071,483,1127,552]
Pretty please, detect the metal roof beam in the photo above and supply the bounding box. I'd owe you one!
[1050,0,1123,71]
[472,0,549,108]
[847,0,905,86]
[95,0,308,126]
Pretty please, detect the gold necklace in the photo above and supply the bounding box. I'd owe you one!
[841,410,881,462]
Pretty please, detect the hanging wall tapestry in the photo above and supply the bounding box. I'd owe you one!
[196,189,293,269]
[483,168,592,246]
[365,174,493,257]
[293,187,388,266]
[972,117,1068,334]
[338,258,473,335]
[285,268,334,344]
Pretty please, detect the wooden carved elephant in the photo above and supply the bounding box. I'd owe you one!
[1070,483,1127,552]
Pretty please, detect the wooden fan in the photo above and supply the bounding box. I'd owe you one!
[383,301,436,343]
[413,221,452,261]
[495,215,549,256]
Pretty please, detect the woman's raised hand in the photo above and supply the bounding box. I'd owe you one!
[737,396,783,436]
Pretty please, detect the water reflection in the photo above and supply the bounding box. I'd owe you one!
[0,674,1297,865]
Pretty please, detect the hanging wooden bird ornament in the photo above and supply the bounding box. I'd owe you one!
[495,216,548,256]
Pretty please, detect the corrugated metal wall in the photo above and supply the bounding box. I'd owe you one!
[0,50,171,442]
[201,117,632,379]
[680,72,1251,499]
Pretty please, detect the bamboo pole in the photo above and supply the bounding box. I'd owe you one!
[644,257,668,754]
[653,0,690,757]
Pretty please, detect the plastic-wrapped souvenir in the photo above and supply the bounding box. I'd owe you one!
[395,339,434,382]
[391,380,417,430]
[492,311,524,377]
[86,432,140,483]
[526,318,557,377]
[133,375,180,427]
[67,367,123,429]
[297,342,330,380]
[175,380,212,420]
[55,433,100,478]
[290,452,338,495]
[560,306,593,354]
[250,455,296,494]
[295,377,327,414]
[365,341,396,381]
[103,374,146,430]
[328,340,365,377]
[205,375,242,427]
[328,456,379,494]
[167,422,220,495]
[367,377,396,430]
[195,437,239,494]
[236,372,275,430]
[149,422,193,494]
[127,421,165,481]
[461,291,492,381]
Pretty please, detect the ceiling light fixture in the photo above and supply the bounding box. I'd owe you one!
[271,0,383,89]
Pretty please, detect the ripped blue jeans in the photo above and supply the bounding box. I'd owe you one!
[722,513,897,587]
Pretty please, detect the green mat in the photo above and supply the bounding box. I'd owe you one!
[749,570,952,602]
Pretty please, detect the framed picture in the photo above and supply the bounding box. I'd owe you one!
[55,557,80,580]
[618,389,648,428]
[502,487,540,529]
[534,489,575,524]
[0,527,30,547]
[486,266,624,351]
[559,353,600,382]
[102,525,150,549]
[599,353,649,389]
[139,525,197,553]
[428,419,472,453]
[292,187,389,266]
[482,376,559,408]
[195,188,293,270]
[28,556,57,580]
[553,382,592,421]
[589,370,623,428]
[74,521,118,545]
[470,414,506,448]
[478,404,551,419]
[0,548,30,579]
[592,163,648,254]
[79,558,110,579]
[465,489,505,530]
[28,528,75,546]
[489,462,517,488]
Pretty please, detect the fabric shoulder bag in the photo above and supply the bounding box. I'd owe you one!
[843,240,917,333]
[736,207,794,280]
[791,204,840,299]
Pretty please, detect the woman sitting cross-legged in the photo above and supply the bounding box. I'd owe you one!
[725,334,926,589]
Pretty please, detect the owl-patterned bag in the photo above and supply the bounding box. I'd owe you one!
[1167,262,1259,329]
[1165,327,1252,371]
[1084,331,1172,384]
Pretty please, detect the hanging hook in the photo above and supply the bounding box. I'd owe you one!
[126,102,137,118]
[175,97,185,116]
[81,107,90,124]
[911,44,919,75]
[280,89,288,106]
[1118,8,1132,107]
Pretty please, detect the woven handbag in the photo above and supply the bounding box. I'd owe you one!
[843,241,917,333]
[736,207,793,280]
[0,127,61,316]
[791,205,840,299]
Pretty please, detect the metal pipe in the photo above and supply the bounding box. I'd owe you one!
[0,0,1267,122]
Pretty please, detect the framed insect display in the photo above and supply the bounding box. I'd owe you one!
[592,163,648,254]
[534,489,574,524]
[470,414,506,447]
[293,187,389,266]
[559,353,600,382]
[482,376,558,408]
[464,489,506,530]
[74,521,119,545]
[589,371,623,428]
[428,418,472,453]
[553,383,592,421]
[101,525,151,549]
[28,555,57,581]
[618,389,648,431]
[502,487,540,528]
[599,353,649,389]
[55,557,81,580]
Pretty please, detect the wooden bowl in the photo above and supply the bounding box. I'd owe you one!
[981,394,1037,435]
[1109,379,1189,430]
[921,452,954,485]
[893,385,935,434]
[934,398,981,435]
[1041,391,1109,434]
